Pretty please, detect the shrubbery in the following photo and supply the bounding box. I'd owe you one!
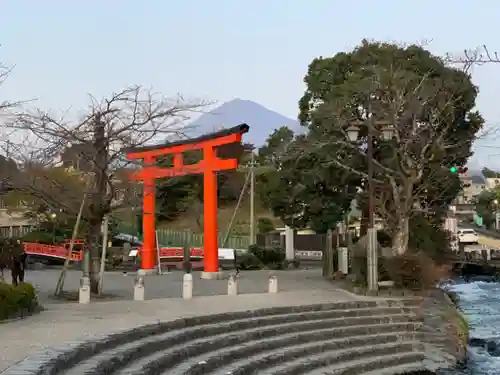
[383,252,447,290]
[235,251,262,270]
[352,251,449,291]
[408,214,455,264]
[0,282,39,320]
[349,216,454,290]
[245,244,287,269]
[351,255,389,285]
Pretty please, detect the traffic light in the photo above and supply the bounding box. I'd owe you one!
[450,166,471,187]
[449,166,468,174]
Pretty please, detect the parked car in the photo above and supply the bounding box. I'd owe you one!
[457,228,479,244]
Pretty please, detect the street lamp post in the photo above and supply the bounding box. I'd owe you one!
[493,199,499,229]
[346,115,393,293]
[50,212,57,243]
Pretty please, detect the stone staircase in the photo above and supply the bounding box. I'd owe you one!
[4,299,450,375]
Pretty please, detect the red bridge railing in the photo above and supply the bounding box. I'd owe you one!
[23,243,83,261]
[23,242,206,260]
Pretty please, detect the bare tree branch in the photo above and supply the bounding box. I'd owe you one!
[4,85,210,292]
[446,45,500,69]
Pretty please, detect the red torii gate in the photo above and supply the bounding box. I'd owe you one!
[125,124,249,278]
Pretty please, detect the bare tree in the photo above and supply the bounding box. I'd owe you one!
[0,58,29,191]
[0,59,19,112]
[7,86,209,293]
[446,45,500,67]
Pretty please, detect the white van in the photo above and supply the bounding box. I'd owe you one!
[457,228,479,244]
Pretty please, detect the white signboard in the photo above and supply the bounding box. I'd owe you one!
[218,248,235,260]
[295,250,323,259]
[128,249,139,257]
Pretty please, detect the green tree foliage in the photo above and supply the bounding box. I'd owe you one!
[296,40,483,253]
[408,213,454,263]
[482,167,500,179]
[257,127,356,233]
[257,217,275,233]
[475,189,497,228]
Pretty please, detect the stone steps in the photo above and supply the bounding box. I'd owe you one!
[67,315,417,375]
[268,343,423,375]
[197,333,420,375]
[118,326,416,374]
[3,300,429,375]
[358,362,426,375]
[63,307,414,374]
[299,352,426,375]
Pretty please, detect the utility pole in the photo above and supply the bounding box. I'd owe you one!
[249,151,256,245]
[346,98,391,294]
[366,102,378,293]
[237,151,271,245]
[97,215,109,295]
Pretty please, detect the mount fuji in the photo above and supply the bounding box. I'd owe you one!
[189,98,301,146]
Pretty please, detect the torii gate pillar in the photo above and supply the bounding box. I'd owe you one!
[125,124,249,278]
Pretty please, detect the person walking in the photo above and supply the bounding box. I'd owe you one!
[8,238,27,286]
[0,238,7,281]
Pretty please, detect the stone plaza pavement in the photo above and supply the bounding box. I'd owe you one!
[0,269,368,373]
[26,267,343,304]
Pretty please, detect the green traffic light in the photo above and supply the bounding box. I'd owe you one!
[449,167,457,173]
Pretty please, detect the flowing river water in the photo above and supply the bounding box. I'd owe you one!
[442,279,500,374]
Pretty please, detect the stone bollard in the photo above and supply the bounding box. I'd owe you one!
[183,273,193,300]
[79,276,91,304]
[134,275,145,301]
[338,247,349,274]
[268,275,278,294]
[227,274,238,296]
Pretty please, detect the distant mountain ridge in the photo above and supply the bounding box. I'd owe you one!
[189,99,300,147]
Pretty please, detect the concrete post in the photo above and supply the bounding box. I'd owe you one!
[227,274,238,296]
[285,226,294,261]
[323,229,334,278]
[79,276,91,304]
[268,275,278,293]
[133,275,145,301]
[338,246,349,274]
[183,273,193,300]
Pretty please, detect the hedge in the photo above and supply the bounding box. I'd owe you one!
[0,282,39,321]
[247,245,287,269]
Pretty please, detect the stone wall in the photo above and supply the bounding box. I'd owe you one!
[413,289,468,372]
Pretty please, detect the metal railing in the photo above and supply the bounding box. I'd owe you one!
[156,228,250,249]
[115,221,250,249]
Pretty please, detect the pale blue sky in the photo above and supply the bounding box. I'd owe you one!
[1,1,500,169]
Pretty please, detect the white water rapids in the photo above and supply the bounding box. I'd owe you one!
[442,279,500,374]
